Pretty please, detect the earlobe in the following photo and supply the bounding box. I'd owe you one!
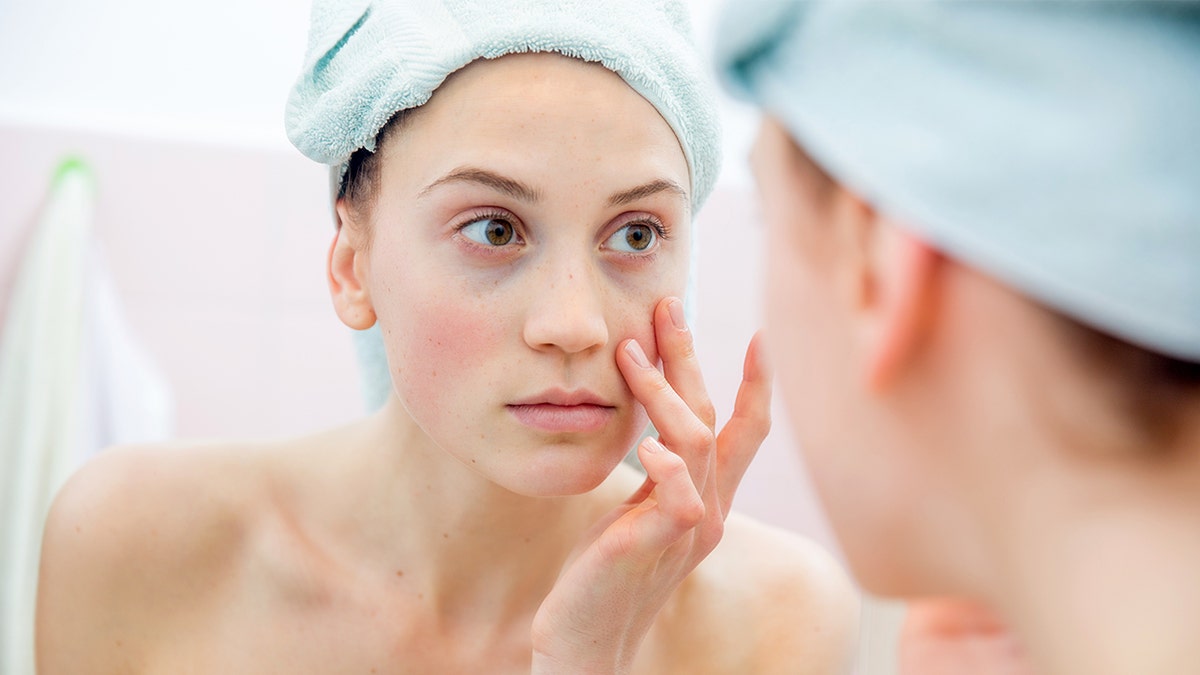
[327,202,377,330]
[863,224,941,391]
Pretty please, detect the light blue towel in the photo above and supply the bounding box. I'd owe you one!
[286,0,722,411]
[287,0,720,213]
[716,0,1200,361]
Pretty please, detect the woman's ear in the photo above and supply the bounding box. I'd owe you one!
[327,200,377,330]
[861,222,942,391]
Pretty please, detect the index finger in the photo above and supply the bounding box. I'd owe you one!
[655,297,718,431]
[617,338,714,491]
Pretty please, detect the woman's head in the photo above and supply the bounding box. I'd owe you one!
[287,0,720,415]
[284,0,719,494]
[330,54,692,496]
[719,1,1200,596]
[751,117,1200,595]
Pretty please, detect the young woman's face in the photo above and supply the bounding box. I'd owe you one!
[750,119,864,529]
[750,118,937,592]
[357,53,691,496]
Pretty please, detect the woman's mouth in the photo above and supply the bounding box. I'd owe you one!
[507,388,616,433]
[507,403,615,433]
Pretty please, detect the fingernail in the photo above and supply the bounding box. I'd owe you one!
[643,436,664,453]
[668,298,687,331]
[624,339,652,369]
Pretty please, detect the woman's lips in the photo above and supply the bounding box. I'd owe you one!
[507,403,615,433]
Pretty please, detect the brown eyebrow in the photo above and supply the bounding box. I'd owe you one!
[419,167,542,203]
[607,179,688,207]
[419,167,687,209]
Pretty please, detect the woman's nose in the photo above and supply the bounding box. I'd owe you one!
[521,262,609,356]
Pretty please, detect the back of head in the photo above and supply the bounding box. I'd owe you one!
[716,0,1200,441]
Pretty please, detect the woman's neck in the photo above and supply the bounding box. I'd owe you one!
[304,395,638,624]
[991,437,1200,675]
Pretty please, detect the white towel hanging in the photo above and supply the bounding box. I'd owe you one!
[0,158,173,675]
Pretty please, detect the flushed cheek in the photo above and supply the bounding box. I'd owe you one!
[381,289,511,429]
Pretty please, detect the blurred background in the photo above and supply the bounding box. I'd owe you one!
[0,0,902,671]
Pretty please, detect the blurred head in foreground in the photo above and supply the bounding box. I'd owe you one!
[717,1,1200,671]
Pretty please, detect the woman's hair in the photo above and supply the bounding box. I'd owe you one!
[785,136,1200,445]
[338,110,413,229]
[1063,320,1200,448]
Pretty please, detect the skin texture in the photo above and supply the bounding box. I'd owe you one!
[35,56,858,674]
[750,116,1200,675]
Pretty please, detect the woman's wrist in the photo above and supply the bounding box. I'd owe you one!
[530,645,631,675]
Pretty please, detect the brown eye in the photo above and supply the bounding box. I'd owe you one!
[607,222,657,253]
[485,220,513,245]
[625,225,653,250]
[461,216,516,246]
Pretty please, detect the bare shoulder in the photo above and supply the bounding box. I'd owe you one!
[655,512,860,674]
[36,440,265,672]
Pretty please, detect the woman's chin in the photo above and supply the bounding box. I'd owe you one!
[499,452,628,498]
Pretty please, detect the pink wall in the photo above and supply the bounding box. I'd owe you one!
[0,123,837,552]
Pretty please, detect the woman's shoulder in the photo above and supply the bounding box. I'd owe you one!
[40,440,269,588]
[653,512,860,674]
[37,439,284,668]
[43,440,267,568]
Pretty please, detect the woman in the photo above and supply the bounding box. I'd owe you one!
[716,1,1200,673]
[35,1,857,673]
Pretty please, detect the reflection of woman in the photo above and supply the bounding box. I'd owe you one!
[717,1,1200,674]
[35,1,857,672]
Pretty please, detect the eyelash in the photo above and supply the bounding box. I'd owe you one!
[629,216,671,242]
[608,216,670,260]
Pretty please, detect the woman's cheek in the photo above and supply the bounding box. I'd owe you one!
[603,255,684,352]
[383,290,508,414]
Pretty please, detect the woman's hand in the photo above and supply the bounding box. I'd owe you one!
[530,296,772,674]
[899,598,1034,675]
